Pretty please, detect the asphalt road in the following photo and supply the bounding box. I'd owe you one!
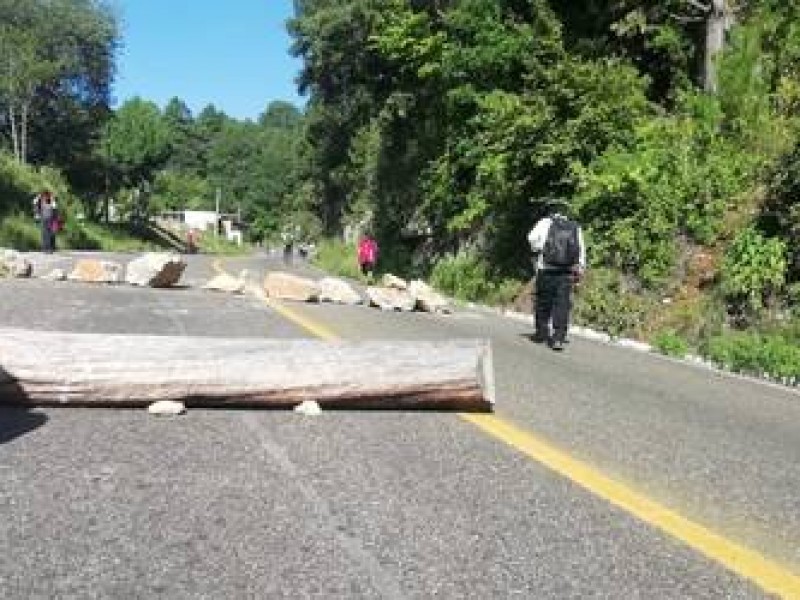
[1,250,798,599]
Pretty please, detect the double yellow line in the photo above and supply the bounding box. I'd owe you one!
[219,259,800,598]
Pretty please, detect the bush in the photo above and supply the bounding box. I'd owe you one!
[572,268,654,338]
[0,214,41,250]
[651,329,689,357]
[703,332,800,381]
[720,226,787,313]
[430,252,492,302]
[313,239,362,280]
[575,92,761,289]
[429,252,521,305]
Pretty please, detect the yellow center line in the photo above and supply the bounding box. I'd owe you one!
[461,413,800,599]
[217,258,800,599]
[213,258,340,340]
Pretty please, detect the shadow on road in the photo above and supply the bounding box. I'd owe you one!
[0,367,48,444]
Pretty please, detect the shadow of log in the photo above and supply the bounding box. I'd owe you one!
[0,367,48,444]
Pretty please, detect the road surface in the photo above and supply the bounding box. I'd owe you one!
[1,250,798,599]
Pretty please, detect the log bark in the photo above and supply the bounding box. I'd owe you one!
[0,328,494,411]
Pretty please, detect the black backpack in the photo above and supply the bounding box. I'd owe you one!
[542,217,579,267]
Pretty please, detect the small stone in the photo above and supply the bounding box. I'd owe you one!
[293,400,322,416]
[147,400,186,416]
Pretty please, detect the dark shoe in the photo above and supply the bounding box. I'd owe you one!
[531,333,548,344]
[551,339,564,352]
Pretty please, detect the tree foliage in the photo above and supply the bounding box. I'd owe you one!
[287,0,800,335]
[0,0,118,169]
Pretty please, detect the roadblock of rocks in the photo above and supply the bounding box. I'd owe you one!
[264,272,451,314]
[0,249,452,314]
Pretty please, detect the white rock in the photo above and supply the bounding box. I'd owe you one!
[319,277,363,304]
[294,400,322,416]
[69,259,123,284]
[147,400,186,416]
[263,271,319,302]
[42,268,67,281]
[203,273,246,294]
[408,279,450,313]
[125,253,186,287]
[381,273,408,290]
[0,249,32,278]
[366,286,417,311]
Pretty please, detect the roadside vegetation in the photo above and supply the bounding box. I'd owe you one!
[291,1,800,383]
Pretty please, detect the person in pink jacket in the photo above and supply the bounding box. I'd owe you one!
[357,234,379,276]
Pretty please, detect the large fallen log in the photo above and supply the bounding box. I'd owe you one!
[0,328,494,411]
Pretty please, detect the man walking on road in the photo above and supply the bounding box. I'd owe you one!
[527,200,586,351]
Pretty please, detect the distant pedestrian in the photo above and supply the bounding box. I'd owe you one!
[34,190,60,253]
[527,200,586,351]
[186,229,199,254]
[357,234,379,277]
[281,227,295,266]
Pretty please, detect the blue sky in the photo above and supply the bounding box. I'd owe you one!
[112,0,305,121]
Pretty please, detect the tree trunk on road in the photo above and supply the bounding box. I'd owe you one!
[0,328,495,411]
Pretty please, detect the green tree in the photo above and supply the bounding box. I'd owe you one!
[101,98,170,188]
[0,0,118,170]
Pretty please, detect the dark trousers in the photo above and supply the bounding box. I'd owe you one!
[41,224,55,253]
[535,270,574,342]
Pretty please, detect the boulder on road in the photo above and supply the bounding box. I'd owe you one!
[319,277,363,305]
[409,279,450,313]
[1,249,32,279]
[203,270,247,294]
[126,253,186,287]
[366,286,416,311]
[382,273,408,290]
[42,268,67,281]
[69,259,123,284]
[264,271,319,302]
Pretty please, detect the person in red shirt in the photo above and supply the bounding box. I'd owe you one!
[357,234,379,277]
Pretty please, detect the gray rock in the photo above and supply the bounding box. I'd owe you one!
[263,271,319,302]
[42,268,67,281]
[319,277,363,305]
[0,249,33,278]
[366,286,416,311]
[381,273,408,290]
[126,253,186,287]
[69,259,124,284]
[203,270,247,294]
[409,279,450,313]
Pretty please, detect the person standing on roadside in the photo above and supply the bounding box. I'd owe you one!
[281,226,295,266]
[357,233,379,278]
[527,200,586,351]
[34,190,60,253]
